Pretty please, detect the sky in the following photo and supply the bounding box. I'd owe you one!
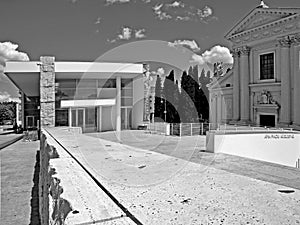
[0,0,299,101]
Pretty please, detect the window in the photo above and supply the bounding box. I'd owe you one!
[98,79,116,88]
[260,53,274,80]
[55,109,68,126]
[121,79,133,88]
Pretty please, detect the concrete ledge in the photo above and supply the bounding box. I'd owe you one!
[39,129,134,225]
[206,130,300,168]
[0,134,24,150]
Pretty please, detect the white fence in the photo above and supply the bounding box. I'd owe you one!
[147,122,209,136]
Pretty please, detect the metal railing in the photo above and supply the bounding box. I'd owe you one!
[146,122,296,136]
[147,122,210,136]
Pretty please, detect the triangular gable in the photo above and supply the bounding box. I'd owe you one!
[225,8,300,39]
[209,70,233,90]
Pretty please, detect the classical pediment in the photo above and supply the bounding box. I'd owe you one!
[225,8,300,39]
[209,70,233,90]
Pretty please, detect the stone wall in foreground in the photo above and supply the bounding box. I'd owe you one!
[39,131,72,225]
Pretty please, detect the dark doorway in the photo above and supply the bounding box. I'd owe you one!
[260,114,276,127]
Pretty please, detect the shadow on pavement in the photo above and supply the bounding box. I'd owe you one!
[29,150,41,225]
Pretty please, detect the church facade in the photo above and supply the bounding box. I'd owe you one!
[208,6,300,129]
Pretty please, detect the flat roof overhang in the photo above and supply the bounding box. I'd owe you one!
[61,99,116,108]
[4,61,144,97]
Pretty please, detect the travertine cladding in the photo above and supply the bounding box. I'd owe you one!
[40,56,55,127]
[39,132,71,225]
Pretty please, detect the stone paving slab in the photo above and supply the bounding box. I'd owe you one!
[44,130,137,225]
[47,128,300,225]
[0,140,40,225]
[88,130,300,190]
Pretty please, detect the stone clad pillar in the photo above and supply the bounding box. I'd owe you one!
[40,56,55,128]
[116,76,121,132]
[239,46,250,123]
[290,34,300,126]
[278,36,291,125]
[232,49,240,121]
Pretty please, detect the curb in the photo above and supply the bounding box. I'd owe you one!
[0,135,24,150]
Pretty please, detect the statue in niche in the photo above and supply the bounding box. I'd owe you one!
[259,90,276,104]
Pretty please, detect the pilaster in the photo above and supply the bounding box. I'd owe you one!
[116,76,121,132]
[239,46,251,123]
[40,56,55,128]
[290,33,300,126]
[278,36,291,125]
[232,49,240,122]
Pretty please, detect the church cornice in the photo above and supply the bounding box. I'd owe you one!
[227,13,300,45]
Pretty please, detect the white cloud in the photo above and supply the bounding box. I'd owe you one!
[191,45,233,65]
[166,1,184,8]
[106,0,130,5]
[109,27,147,43]
[176,16,191,21]
[152,3,215,22]
[118,27,132,40]
[135,29,146,39]
[153,3,172,20]
[168,40,201,52]
[197,6,213,18]
[94,17,101,24]
[0,42,29,66]
[156,67,165,76]
[153,3,163,11]
[0,91,20,102]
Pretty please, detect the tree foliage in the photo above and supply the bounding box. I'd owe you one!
[0,102,16,124]
[163,70,180,123]
[154,75,164,122]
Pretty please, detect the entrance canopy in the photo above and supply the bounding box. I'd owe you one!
[4,61,144,97]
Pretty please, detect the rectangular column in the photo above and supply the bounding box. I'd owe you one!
[278,37,291,125]
[116,76,121,132]
[291,35,300,126]
[68,108,72,127]
[232,49,240,121]
[40,56,55,128]
[239,46,250,123]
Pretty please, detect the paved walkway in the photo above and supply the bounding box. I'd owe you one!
[88,130,300,190]
[47,128,300,225]
[0,139,40,225]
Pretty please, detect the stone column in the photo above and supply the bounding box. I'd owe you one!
[68,108,72,127]
[40,56,55,128]
[239,46,250,123]
[290,34,300,126]
[116,76,121,132]
[232,49,240,121]
[278,36,291,125]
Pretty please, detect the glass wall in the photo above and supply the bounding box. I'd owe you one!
[54,78,133,130]
[24,96,40,129]
[121,79,133,107]
[121,79,133,129]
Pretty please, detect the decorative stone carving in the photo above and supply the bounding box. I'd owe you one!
[290,33,300,46]
[258,90,277,105]
[229,17,299,45]
[278,36,291,47]
[239,46,251,55]
[231,49,240,58]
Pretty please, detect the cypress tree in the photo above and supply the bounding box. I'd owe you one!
[154,75,164,122]
[163,70,180,123]
[178,71,198,122]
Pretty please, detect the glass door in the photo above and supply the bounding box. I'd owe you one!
[70,108,85,131]
[77,109,84,129]
[121,107,132,130]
